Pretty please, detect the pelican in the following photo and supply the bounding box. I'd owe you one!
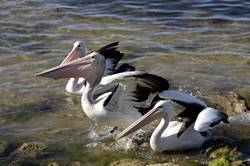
[61,41,135,95]
[37,42,224,133]
[116,99,229,152]
[61,41,86,94]
[36,43,170,128]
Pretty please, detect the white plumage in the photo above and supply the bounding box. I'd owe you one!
[117,98,229,152]
[80,70,169,127]
[194,107,229,132]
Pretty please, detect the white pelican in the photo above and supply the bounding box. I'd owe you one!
[36,43,170,128]
[61,41,135,95]
[116,99,229,152]
[37,42,225,133]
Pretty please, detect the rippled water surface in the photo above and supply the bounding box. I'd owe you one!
[0,0,250,165]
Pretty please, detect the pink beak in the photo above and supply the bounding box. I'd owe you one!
[116,107,164,140]
[35,56,93,80]
[60,45,85,65]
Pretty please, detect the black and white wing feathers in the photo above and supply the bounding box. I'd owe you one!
[159,90,207,137]
[194,107,229,133]
[96,42,124,75]
[102,72,169,117]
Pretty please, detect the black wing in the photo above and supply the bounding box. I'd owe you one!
[97,42,124,75]
[114,63,136,73]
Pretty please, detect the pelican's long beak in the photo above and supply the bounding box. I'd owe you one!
[35,54,93,80]
[116,107,164,140]
[60,44,85,66]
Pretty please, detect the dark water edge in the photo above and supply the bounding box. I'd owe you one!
[0,0,250,165]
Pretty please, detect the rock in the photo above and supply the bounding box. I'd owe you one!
[85,142,101,148]
[148,160,203,166]
[10,142,46,159]
[201,136,246,166]
[206,93,248,116]
[131,129,151,145]
[87,125,119,141]
[140,142,149,148]
[85,137,136,152]
[208,157,231,166]
[236,88,250,109]
[202,137,242,160]
[203,136,249,166]
[208,157,245,166]
[110,129,151,152]
[108,137,137,152]
[110,159,145,166]
[85,127,151,152]
[205,142,245,166]
[208,146,241,159]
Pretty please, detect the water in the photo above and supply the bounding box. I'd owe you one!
[0,0,250,165]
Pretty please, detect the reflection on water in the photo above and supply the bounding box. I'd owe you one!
[0,0,250,165]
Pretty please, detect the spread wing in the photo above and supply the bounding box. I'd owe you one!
[102,72,169,117]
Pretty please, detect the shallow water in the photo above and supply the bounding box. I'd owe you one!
[0,0,250,165]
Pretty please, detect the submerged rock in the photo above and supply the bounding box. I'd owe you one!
[11,142,46,158]
[5,142,52,166]
[9,142,47,163]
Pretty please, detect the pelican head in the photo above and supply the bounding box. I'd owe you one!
[36,52,106,86]
[116,100,173,140]
[60,41,86,65]
[36,42,122,86]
